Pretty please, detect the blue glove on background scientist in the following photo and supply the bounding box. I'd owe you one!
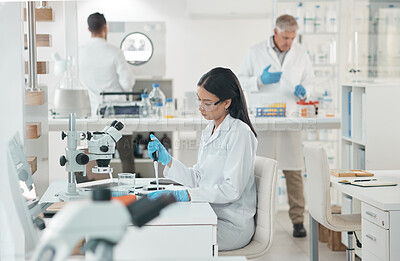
[261,65,306,99]
[147,134,190,202]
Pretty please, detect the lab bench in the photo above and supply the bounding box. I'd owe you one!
[48,116,341,182]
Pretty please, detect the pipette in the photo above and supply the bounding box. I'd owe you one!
[151,136,159,190]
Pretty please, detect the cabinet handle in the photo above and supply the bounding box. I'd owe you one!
[366,234,377,241]
[366,211,377,218]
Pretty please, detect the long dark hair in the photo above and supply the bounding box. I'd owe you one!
[197,67,257,137]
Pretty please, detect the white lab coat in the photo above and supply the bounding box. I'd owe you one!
[238,39,314,170]
[79,38,135,117]
[163,115,257,251]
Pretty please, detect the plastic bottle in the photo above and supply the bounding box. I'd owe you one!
[329,38,337,65]
[295,2,304,34]
[155,102,164,118]
[326,7,338,33]
[148,83,166,117]
[314,5,323,33]
[164,98,175,118]
[304,8,315,33]
[140,93,151,118]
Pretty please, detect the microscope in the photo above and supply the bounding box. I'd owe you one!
[31,190,176,261]
[58,113,124,201]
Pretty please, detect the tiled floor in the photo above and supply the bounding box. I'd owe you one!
[254,208,361,261]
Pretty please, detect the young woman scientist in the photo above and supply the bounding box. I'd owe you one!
[147,67,258,251]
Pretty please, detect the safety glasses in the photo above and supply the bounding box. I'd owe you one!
[196,94,222,112]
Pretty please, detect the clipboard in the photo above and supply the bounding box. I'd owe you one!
[350,181,398,187]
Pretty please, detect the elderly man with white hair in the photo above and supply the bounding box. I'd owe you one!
[238,14,314,238]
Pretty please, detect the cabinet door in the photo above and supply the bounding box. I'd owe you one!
[114,225,214,259]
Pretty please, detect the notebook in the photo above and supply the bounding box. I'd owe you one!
[339,179,398,187]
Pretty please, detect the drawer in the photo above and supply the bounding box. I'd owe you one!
[362,202,389,229]
[362,219,389,261]
[363,249,385,261]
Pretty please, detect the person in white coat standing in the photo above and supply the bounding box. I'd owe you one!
[147,68,258,251]
[238,14,314,238]
[79,12,136,174]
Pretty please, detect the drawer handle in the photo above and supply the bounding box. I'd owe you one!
[366,211,377,218]
[366,234,377,241]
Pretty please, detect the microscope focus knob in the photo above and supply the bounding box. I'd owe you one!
[61,131,67,140]
[76,153,90,165]
[59,155,67,166]
[92,189,111,201]
[100,145,109,152]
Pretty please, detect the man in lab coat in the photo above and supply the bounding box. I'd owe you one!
[238,14,314,237]
[79,12,136,173]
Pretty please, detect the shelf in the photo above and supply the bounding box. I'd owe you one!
[24,8,53,22]
[312,64,337,68]
[111,158,153,164]
[300,32,339,36]
[24,61,48,75]
[26,90,45,105]
[24,34,51,48]
[26,122,41,139]
[26,156,37,175]
[342,136,365,146]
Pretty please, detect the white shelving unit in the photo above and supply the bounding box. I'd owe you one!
[341,82,400,170]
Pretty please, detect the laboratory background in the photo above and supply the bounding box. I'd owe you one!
[1,0,400,261]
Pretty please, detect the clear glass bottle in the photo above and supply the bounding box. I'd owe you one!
[155,102,164,118]
[164,98,174,118]
[140,93,151,118]
[148,83,166,117]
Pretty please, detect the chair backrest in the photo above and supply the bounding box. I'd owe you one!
[252,156,278,256]
[303,145,332,228]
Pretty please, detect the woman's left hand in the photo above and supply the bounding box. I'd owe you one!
[147,190,190,202]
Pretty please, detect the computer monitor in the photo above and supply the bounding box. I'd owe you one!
[3,132,39,257]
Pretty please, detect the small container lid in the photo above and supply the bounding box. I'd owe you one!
[156,102,163,107]
[165,98,173,103]
[152,83,160,88]
[141,93,149,98]
[297,100,319,105]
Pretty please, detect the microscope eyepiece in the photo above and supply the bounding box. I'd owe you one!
[114,121,124,131]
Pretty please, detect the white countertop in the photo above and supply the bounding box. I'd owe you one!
[40,178,217,226]
[331,170,400,211]
[49,116,340,132]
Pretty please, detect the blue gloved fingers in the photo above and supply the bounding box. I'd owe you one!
[147,190,168,200]
[270,71,282,77]
[294,85,306,97]
[264,64,272,72]
[175,190,190,202]
[147,190,189,202]
[147,141,159,160]
[148,134,172,165]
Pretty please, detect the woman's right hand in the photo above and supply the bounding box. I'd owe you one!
[148,134,172,166]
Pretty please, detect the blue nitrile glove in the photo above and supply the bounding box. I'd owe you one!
[147,190,190,202]
[294,84,307,98]
[148,134,172,165]
[260,65,282,84]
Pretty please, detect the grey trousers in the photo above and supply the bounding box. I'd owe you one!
[283,170,305,224]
